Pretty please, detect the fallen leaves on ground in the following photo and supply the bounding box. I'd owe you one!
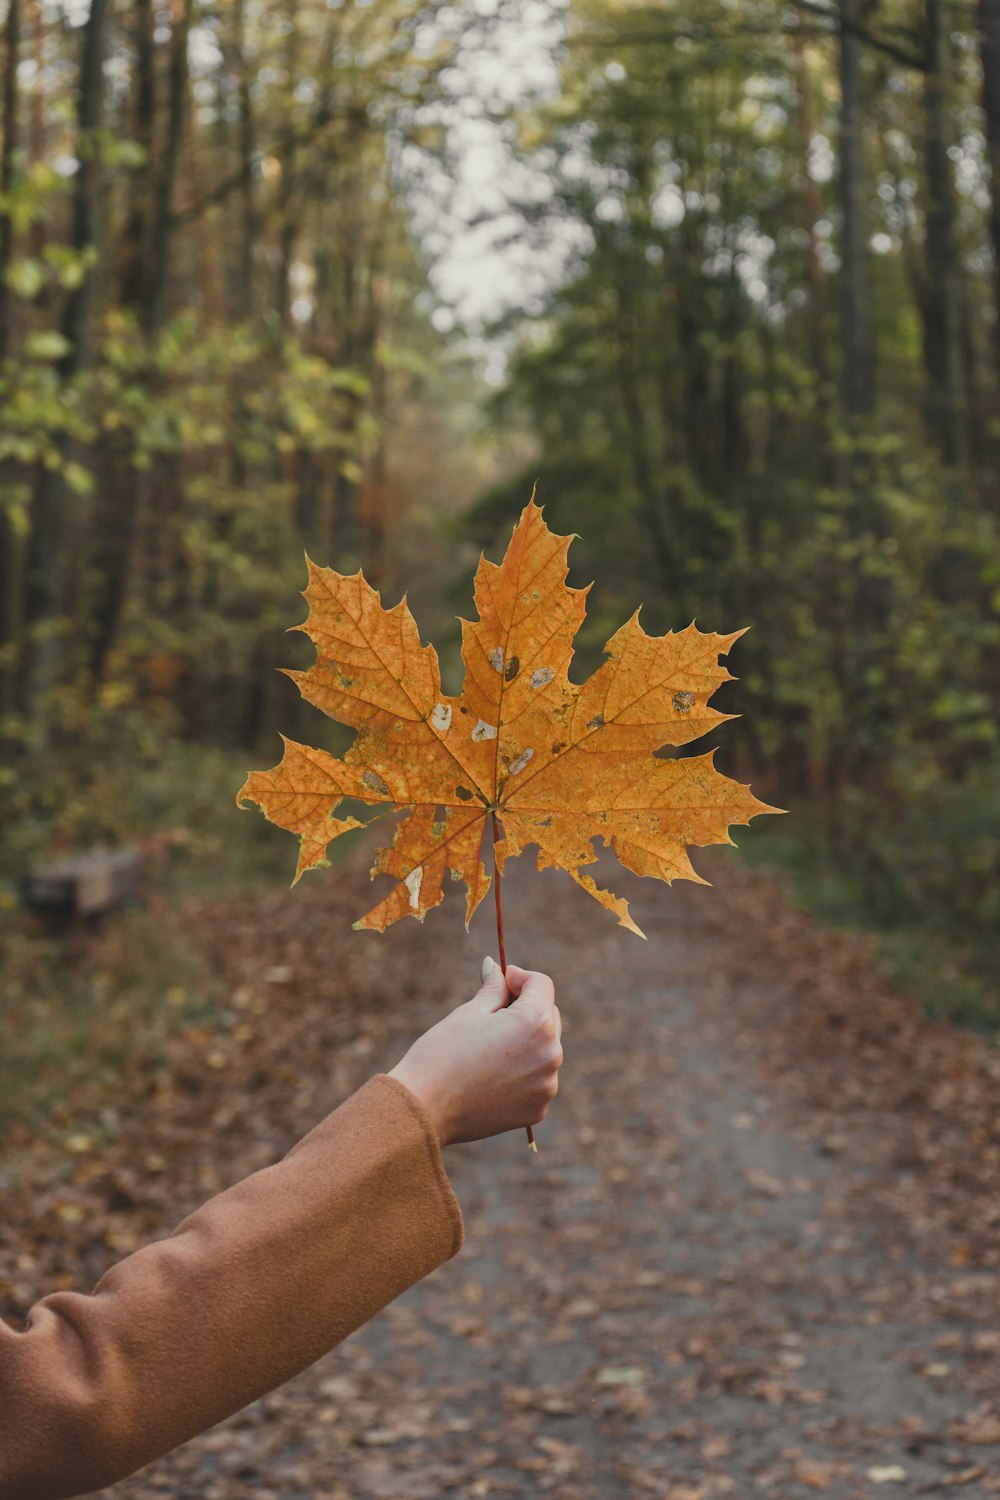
[3,853,1000,1496]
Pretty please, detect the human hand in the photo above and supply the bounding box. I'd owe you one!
[388,958,563,1147]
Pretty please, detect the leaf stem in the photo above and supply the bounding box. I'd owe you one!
[491,811,536,1153]
[491,811,507,973]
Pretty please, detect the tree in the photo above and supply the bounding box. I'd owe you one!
[837,0,876,418]
[920,0,965,463]
[21,0,110,743]
[0,0,472,801]
[979,0,1000,378]
[455,0,999,974]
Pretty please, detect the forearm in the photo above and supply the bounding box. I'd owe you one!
[0,1075,462,1500]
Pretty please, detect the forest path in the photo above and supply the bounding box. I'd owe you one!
[54,852,1000,1497]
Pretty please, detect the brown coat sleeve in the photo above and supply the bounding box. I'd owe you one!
[0,1074,463,1500]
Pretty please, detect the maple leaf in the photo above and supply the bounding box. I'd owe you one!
[237,496,777,938]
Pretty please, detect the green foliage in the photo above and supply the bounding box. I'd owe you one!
[465,0,1000,1027]
[0,0,468,907]
[0,902,217,1141]
[742,784,1000,1033]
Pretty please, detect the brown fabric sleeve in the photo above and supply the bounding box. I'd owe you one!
[0,1074,463,1500]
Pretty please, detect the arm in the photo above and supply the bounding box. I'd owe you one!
[0,959,561,1500]
[0,1076,460,1500]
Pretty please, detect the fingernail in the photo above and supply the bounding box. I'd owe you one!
[481,956,495,981]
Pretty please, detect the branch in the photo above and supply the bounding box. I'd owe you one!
[171,104,366,226]
[793,0,926,70]
[570,3,927,72]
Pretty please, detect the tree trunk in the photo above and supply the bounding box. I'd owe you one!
[979,0,1000,380]
[22,0,50,316]
[718,271,747,484]
[0,0,22,720]
[613,271,676,593]
[90,0,153,686]
[275,0,301,324]
[119,0,155,310]
[791,14,834,466]
[59,0,109,365]
[838,0,876,418]
[145,0,190,330]
[0,0,21,361]
[21,0,109,739]
[232,0,256,320]
[921,0,965,464]
[184,87,221,326]
[90,0,194,683]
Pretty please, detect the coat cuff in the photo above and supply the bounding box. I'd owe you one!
[358,1073,464,1257]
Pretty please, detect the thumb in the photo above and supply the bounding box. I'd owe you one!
[471,955,510,1012]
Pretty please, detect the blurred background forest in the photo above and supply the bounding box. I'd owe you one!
[1,0,998,1033]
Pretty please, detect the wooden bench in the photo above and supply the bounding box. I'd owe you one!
[22,848,144,918]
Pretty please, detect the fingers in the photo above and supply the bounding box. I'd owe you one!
[504,963,529,998]
[506,968,562,1077]
[505,966,555,1014]
[470,955,511,1013]
[472,961,559,1037]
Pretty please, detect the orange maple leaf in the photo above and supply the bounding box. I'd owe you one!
[237,497,777,938]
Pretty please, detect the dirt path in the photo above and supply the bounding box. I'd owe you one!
[8,851,1000,1498]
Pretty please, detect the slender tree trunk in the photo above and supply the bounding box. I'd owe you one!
[21,0,109,739]
[360,238,389,579]
[0,0,22,720]
[612,270,677,593]
[276,173,298,327]
[59,0,109,364]
[0,0,20,360]
[275,0,301,325]
[88,0,154,685]
[978,0,1000,380]
[28,0,42,153]
[791,15,834,466]
[922,0,965,464]
[119,0,155,309]
[91,0,194,682]
[233,0,256,319]
[146,0,190,330]
[960,276,981,462]
[185,87,221,326]
[331,238,362,563]
[838,0,876,418]
[25,0,49,303]
[677,286,711,476]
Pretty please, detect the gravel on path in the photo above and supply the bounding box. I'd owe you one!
[12,851,1000,1499]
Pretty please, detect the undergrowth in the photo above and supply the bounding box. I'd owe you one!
[738,807,1000,1039]
[0,903,226,1144]
[0,743,339,1143]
